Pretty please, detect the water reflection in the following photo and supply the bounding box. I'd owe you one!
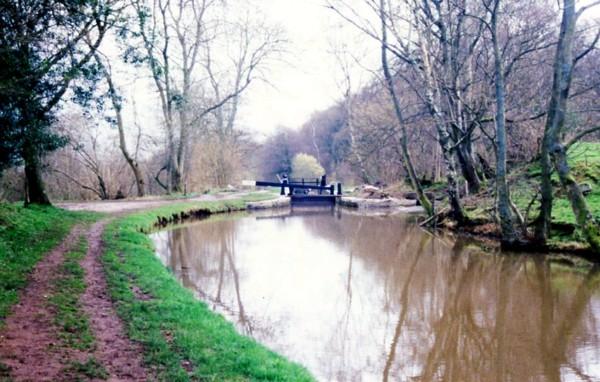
[151,209,600,381]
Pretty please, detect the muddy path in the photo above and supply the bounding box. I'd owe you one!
[80,220,148,381]
[0,225,86,381]
[0,220,150,381]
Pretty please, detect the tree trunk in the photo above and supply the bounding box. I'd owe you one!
[535,142,553,242]
[171,163,183,193]
[117,121,145,197]
[456,141,482,193]
[96,174,110,200]
[24,150,50,205]
[379,0,433,216]
[173,114,187,193]
[541,0,600,253]
[101,58,146,197]
[412,9,465,223]
[491,0,519,246]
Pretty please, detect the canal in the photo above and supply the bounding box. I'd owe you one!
[150,208,600,381]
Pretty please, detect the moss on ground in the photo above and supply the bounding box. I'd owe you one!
[517,143,600,244]
[520,143,599,210]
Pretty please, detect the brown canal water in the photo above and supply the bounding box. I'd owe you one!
[150,208,600,382]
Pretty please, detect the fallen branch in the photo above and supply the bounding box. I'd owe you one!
[420,207,450,227]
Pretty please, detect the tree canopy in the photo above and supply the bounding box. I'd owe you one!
[0,0,119,203]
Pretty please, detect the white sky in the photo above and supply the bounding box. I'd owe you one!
[235,0,378,138]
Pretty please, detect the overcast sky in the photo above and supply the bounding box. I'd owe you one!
[235,0,378,138]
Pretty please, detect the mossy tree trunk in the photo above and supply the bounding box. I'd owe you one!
[490,0,519,246]
[539,0,600,253]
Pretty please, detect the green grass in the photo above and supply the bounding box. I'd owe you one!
[512,142,600,238]
[102,197,314,381]
[551,143,600,226]
[0,203,99,323]
[48,237,95,350]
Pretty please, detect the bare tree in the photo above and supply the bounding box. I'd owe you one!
[486,0,519,245]
[536,0,600,252]
[130,0,215,192]
[203,12,283,187]
[379,0,433,216]
[94,53,146,197]
[129,0,280,193]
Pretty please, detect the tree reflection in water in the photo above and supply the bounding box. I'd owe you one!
[151,210,600,381]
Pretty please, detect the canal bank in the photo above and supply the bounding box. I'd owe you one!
[0,195,314,381]
[100,197,315,381]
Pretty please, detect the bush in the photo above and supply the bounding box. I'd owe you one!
[291,153,324,180]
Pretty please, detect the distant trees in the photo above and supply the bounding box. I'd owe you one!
[127,0,281,193]
[259,127,294,180]
[291,154,325,180]
[0,0,121,204]
[46,114,134,201]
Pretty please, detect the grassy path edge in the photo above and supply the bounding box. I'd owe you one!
[101,197,315,381]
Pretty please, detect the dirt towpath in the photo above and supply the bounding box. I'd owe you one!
[57,190,262,213]
[0,225,86,381]
[0,220,149,381]
[80,220,147,381]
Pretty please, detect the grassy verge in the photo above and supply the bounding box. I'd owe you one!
[102,197,314,381]
[0,203,99,323]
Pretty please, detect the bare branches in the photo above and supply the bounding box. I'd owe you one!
[575,28,600,63]
[565,125,600,150]
[576,0,600,19]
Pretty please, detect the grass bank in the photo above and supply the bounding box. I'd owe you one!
[0,203,98,322]
[101,197,315,381]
